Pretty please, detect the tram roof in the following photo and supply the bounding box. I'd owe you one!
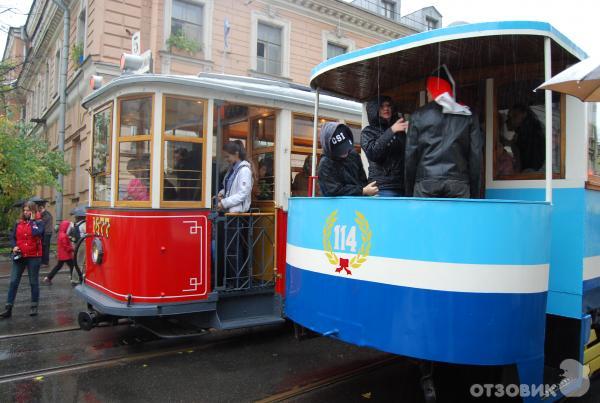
[82,73,361,114]
[310,21,587,101]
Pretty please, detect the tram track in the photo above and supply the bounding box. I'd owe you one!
[0,325,81,341]
[0,323,288,385]
[0,334,230,385]
[255,356,401,403]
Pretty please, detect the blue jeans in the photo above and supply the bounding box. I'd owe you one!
[378,189,404,197]
[7,257,41,306]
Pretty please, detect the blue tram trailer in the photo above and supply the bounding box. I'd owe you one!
[285,21,600,401]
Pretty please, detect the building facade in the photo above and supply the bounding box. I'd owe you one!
[2,0,436,217]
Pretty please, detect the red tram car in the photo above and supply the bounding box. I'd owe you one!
[75,71,362,336]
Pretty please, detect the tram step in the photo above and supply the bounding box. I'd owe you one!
[135,317,210,339]
[219,315,285,330]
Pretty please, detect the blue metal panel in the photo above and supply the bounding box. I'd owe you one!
[584,190,600,257]
[286,265,546,365]
[311,21,587,79]
[583,190,600,311]
[487,188,585,318]
[286,197,551,366]
[288,197,549,265]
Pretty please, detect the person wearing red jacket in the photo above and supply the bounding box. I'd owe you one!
[43,220,82,285]
[1,201,45,318]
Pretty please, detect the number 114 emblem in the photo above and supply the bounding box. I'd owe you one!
[323,210,372,275]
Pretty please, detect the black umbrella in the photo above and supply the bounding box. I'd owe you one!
[12,199,26,208]
[70,205,87,217]
[28,196,47,205]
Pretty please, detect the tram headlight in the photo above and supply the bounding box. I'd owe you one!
[92,237,104,265]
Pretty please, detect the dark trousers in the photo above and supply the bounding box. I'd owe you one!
[47,259,81,281]
[7,257,41,306]
[41,233,52,265]
[414,179,470,198]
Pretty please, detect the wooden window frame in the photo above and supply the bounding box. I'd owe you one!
[90,101,114,207]
[251,113,277,205]
[160,94,208,207]
[492,82,566,181]
[114,94,154,207]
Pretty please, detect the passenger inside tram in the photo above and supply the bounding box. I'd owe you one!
[256,153,274,200]
[291,155,317,197]
[318,122,378,197]
[404,65,483,198]
[125,158,150,201]
[506,104,546,173]
[494,80,562,179]
[361,95,408,197]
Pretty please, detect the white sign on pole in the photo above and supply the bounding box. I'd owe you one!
[132,32,141,55]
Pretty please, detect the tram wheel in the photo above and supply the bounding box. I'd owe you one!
[78,311,97,331]
[420,376,437,403]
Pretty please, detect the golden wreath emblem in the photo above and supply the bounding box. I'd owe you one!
[322,210,372,275]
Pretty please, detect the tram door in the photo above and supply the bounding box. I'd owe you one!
[212,102,277,291]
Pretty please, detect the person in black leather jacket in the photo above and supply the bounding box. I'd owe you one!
[361,96,409,196]
[405,67,483,198]
[318,122,378,197]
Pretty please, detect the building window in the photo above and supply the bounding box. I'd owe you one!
[77,4,86,49]
[72,138,81,195]
[44,63,49,111]
[171,0,203,46]
[426,17,439,31]
[54,48,60,95]
[162,96,206,204]
[494,80,564,180]
[91,103,113,203]
[117,96,153,205]
[257,23,282,76]
[588,103,600,187]
[382,1,395,19]
[327,42,347,59]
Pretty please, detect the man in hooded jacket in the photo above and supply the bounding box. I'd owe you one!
[318,122,378,197]
[405,66,483,198]
[361,96,409,196]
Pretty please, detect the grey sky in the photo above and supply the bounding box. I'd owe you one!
[1,0,598,57]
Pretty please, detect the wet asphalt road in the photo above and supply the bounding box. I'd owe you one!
[0,258,600,402]
[0,258,413,402]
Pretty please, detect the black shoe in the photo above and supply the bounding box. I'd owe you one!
[30,305,38,316]
[0,305,13,319]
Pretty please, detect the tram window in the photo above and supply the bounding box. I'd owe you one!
[91,105,112,203]
[165,97,204,138]
[117,141,151,202]
[162,96,206,205]
[291,153,320,197]
[251,114,276,201]
[252,115,275,148]
[163,141,203,201]
[255,152,274,200]
[119,97,152,136]
[588,103,600,186]
[494,81,563,180]
[292,115,336,147]
[290,115,337,197]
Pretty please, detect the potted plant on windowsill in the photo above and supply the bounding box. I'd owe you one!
[166,32,202,57]
[71,43,84,67]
